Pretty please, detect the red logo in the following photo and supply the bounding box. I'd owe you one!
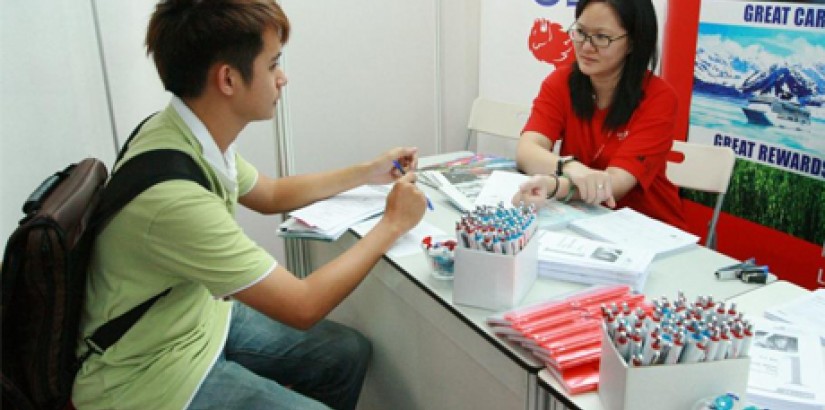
[528,18,574,67]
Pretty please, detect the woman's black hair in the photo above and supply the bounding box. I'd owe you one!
[568,0,659,131]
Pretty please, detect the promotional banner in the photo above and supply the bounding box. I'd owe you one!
[688,0,824,288]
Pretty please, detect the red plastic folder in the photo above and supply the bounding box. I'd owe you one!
[546,361,600,395]
[487,285,649,395]
[501,285,633,325]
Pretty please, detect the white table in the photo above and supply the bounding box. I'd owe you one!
[305,152,761,410]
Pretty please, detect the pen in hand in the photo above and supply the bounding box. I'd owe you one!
[392,160,434,211]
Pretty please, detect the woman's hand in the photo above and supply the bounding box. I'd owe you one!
[565,164,616,207]
[364,147,419,185]
[511,175,557,207]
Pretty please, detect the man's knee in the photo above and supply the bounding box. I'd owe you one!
[339,327,372,368]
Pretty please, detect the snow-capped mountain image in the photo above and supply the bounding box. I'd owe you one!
[694,46,824,104]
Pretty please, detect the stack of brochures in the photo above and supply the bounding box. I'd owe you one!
[746,292,825,410]
[278,185,389,241]
[417,155,517,212]
[569,208,700,258]
[486,285,646,395]
[536,232,654,292]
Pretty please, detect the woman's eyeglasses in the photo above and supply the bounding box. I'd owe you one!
[567,26,628,49]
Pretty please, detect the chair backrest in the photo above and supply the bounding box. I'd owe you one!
[666,141,735,193]
[465,97,531,151]
[666,141,736,249]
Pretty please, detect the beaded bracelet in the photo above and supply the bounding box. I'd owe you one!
[545,174,561,200]
[560,174,577,203]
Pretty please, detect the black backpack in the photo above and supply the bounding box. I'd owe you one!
[1,115,210,410]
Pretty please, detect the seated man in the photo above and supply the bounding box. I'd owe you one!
[72,1,427,409]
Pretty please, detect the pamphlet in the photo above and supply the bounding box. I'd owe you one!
[278,185,389,241]
[569,207,700,258]
[417,154,517,211]
[536,232,654,291]
[746,317,825,410]
[764,289,825,346]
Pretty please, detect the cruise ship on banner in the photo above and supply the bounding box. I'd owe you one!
[742,95,812,132]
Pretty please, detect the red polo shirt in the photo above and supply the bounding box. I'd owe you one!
[523,65,687,230]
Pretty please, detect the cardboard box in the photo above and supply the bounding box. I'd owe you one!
[598,331,750,410]
[452,232,539,311]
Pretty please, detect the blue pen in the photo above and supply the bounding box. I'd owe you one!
[392,160,434,210]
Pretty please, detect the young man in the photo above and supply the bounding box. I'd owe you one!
[72,1,427,409]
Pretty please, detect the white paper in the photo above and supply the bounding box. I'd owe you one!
[536,232,653,291]
[569,208,700,258]
[289,185,388,233]
[351,216,447,258]
[537,232,654,274]
[764,289,825,346]
[278,217,347,241]
[425,171,476,212]
[474,170,528,208]
[746,317,825,410]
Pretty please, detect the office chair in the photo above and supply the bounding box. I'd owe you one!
[666,141,736,250]
[465,97,532,151]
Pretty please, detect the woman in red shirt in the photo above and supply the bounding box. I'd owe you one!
[513,0,687,230]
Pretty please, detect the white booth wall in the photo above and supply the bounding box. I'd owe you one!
[0,0,481,260]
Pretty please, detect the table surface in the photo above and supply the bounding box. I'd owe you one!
[408,152,761,372]
[317,151,768,409]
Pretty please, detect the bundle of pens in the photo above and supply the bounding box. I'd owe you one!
[421,236,458,280]
[603,292,753,367]
[455,202,538,255]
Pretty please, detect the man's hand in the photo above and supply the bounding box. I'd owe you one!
[365,147,419,185]
[379,172,426,236]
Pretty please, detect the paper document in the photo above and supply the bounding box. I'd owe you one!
[351,216,447,258]
[289,185,388,233]
[474,170,528,208]
[764,289,825,346]
[278,217,346,241]
[422,171,476,212]
[569,208,699,257]
[536,232,654,291]
[746,317,825,410]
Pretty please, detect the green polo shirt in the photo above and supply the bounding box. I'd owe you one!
[72,105,276,410]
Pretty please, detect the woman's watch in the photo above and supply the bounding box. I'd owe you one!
[556,155,577,176]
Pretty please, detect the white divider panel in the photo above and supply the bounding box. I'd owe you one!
[279,0,440,175]
[1,1,114,243]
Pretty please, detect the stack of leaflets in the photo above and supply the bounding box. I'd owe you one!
[486,285,647,395]
[745,317,825,410]
[536,232,655,292]
[569,208,699,258]
[417,154,517,211]
[278,185,389,241]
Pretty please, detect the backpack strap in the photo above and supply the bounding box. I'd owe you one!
[79,115,213,363]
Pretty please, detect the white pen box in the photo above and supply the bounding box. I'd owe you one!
[452,232,539,311]
[597,331,749,410]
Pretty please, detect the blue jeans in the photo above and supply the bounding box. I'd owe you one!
[188,302,371,410]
